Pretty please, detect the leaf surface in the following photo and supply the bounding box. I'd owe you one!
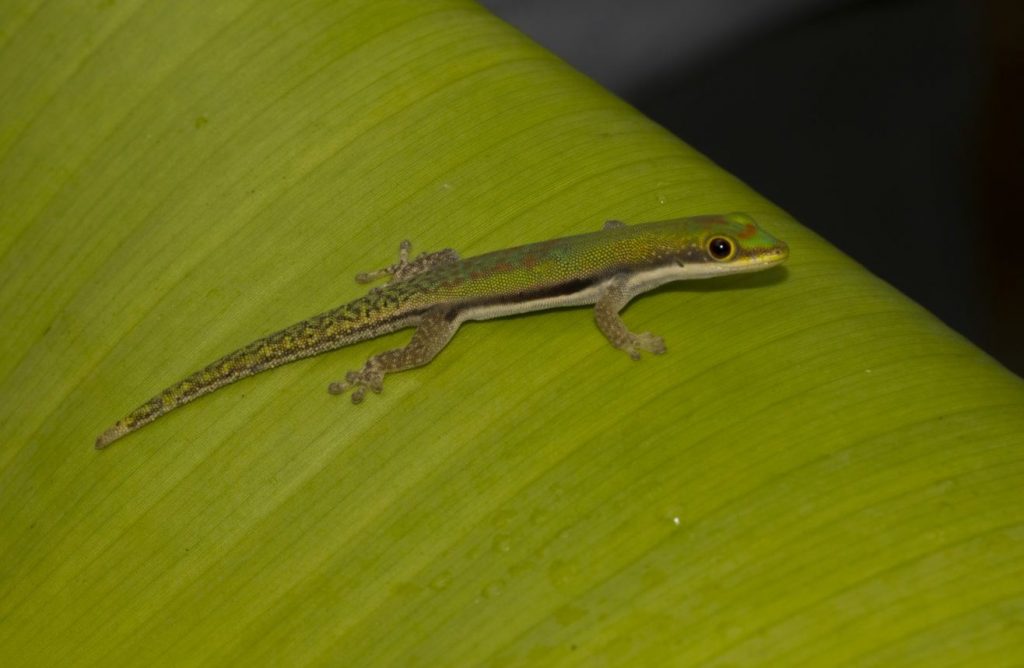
[1,1,1022,665]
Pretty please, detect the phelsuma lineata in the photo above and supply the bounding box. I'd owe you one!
[96,213,788,449]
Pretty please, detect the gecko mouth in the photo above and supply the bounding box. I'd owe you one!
[759,245,790,264]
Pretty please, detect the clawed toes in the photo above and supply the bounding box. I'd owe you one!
[637,332,666,355]
[623,333,666,360]
[328,367,384,403]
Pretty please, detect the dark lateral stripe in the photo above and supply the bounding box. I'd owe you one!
[449,276,603,318]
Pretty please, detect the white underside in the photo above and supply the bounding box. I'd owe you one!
[455,281,609,324]
[453,262,734,325]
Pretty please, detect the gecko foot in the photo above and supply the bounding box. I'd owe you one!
[328,365,385,404]
[355,240,460,284]
[624,332,666,360]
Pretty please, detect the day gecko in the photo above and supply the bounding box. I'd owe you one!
[96,213,788,449]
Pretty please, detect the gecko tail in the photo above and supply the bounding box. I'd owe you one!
[92,340,293,451]
[95,424,128,450]
[93,295,413,450]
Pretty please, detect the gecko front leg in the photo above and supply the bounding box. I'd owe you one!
[356,240,460,284]
[594,274,667,360]
[328,309,459,402]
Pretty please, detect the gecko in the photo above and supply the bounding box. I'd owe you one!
[95,213,788,449]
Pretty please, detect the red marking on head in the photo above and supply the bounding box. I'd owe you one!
[523,256,538,268]
[738,223,757,239]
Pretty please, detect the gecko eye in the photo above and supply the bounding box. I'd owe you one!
[707,236,735,261]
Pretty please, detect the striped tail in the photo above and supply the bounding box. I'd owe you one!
[95,294,413,449]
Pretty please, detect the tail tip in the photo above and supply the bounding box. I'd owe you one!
[95,425,125,450]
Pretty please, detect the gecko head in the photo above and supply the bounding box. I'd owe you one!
[670,213,789,277]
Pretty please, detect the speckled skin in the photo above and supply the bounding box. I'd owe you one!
[95,213,788,449]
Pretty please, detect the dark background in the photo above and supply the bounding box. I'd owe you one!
[482,0,1023,376]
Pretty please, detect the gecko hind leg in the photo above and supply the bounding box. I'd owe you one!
[356,240,460,284]
[328,309,459,402]
[594,274,667,360]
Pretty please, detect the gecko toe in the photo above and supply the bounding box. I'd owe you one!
[636,332,666,355]
[330,365,385,402]
[621,333,666,359]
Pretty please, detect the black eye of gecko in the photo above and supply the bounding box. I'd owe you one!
[708,237,734,261]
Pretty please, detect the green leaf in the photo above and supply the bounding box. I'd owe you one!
[2,1,1022,665]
